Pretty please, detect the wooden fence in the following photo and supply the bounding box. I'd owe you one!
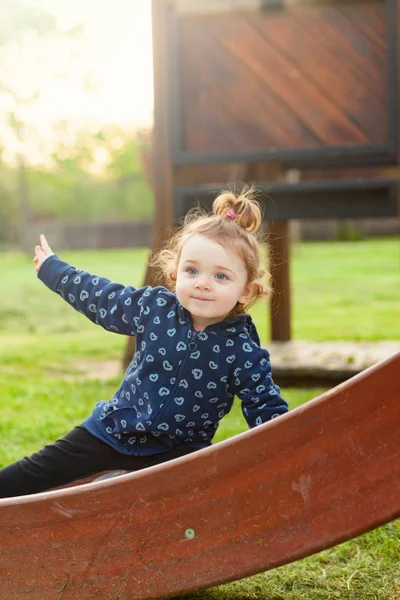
[10,217,397,251]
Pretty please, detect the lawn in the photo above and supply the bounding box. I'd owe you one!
[0,238,399,599]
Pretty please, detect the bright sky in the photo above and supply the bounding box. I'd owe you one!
[3,1,154,163]
[30,0,154,126]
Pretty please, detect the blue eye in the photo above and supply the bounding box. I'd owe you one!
[216,273,228,281]
[187,268,198,275]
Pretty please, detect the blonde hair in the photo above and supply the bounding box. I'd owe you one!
[151,185,271,318]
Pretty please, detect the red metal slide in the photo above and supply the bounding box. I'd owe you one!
[0,352,399,600]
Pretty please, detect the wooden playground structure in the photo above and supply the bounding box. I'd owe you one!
[0,353,399,599]
[1,1,399,598]
[125,0,399,367]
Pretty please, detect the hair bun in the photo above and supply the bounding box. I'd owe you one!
[212,185,262,233]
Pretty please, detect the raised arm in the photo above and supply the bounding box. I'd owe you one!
[34,235,154,336]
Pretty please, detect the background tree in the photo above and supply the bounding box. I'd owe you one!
[0,0,87,241]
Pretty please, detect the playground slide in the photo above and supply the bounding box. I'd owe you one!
[0,352,399,600]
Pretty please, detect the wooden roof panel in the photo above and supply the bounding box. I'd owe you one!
[175,1,388,156]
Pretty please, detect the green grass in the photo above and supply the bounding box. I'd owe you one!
[252,237,400,340]
[0,238,399,599]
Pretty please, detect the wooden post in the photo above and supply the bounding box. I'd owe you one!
[123,0,175,371]
[253,162,292,342]
[268,220,291,341]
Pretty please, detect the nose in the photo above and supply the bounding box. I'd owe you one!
[195,277,211,291]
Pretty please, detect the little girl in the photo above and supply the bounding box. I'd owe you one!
[0,187,288,498]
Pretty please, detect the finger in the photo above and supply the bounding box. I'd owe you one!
[33,256,38,264]
[40,234,52,253]
[34,244,44,257]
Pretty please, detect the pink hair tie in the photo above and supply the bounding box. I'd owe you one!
[226,209,236,220]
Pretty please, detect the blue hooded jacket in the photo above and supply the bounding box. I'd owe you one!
[38,255,289,456]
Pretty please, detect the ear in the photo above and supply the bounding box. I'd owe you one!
[238,281,258,305]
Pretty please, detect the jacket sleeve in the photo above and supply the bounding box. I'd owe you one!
[37,255,154,336]
[233,346,289,428]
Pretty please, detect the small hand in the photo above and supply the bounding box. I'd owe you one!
[33,234,54,272]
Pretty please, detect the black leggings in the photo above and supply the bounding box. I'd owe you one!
[0,426,197,499]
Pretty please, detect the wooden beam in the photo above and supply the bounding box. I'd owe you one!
[123,0,176,371]
[147,0,175,271]
[172,0,345,15]
[268,220,291,341]
[251,162,292,342]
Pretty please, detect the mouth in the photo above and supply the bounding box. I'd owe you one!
[192,297,212,302]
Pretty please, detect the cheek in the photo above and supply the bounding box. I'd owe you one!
[175,277,189,299]
[219,284,243,304]
[175,279,183,295]
[217,286,236,303]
